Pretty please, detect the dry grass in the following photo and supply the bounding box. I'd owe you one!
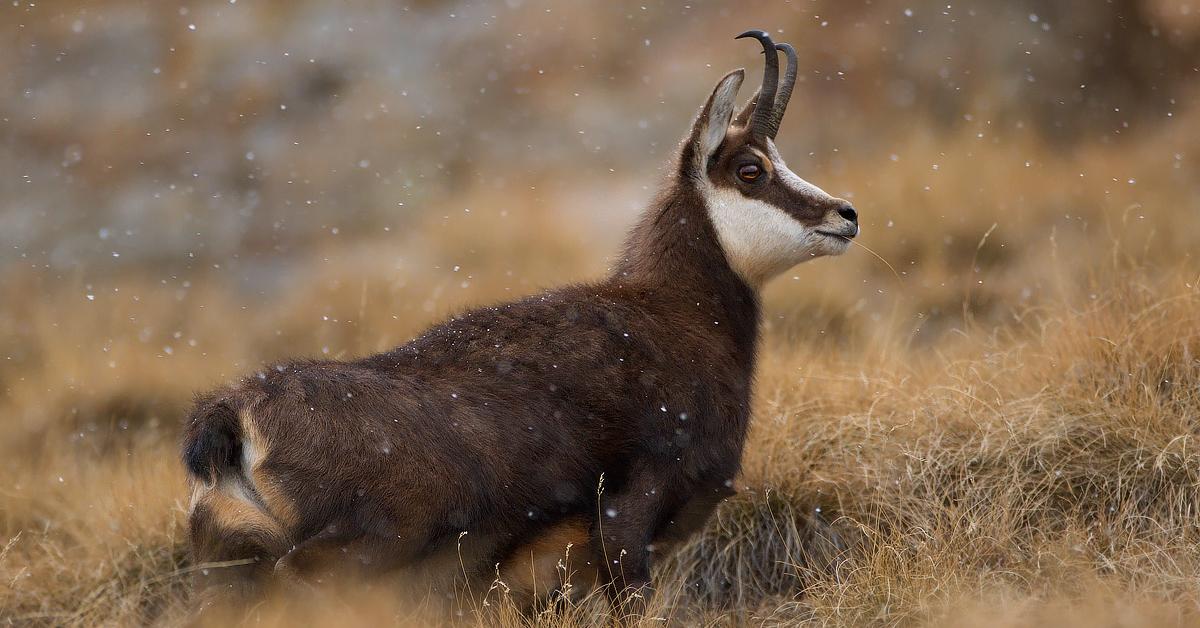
[3,2,1200,624]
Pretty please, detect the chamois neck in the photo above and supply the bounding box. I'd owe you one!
[608,181,761,365]
[611,183,720,287]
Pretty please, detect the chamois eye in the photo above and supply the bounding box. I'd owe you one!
[737,164,761,182]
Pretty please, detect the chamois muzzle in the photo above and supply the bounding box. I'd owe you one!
[735,30,799,140]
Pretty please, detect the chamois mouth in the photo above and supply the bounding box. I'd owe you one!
[816,227,858,240]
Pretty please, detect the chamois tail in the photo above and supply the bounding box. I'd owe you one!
[182,397,242,482]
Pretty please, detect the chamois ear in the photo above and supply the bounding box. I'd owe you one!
[733,88,759,129]
[687,69,744,174]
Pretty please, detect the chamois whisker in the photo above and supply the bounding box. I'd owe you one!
[841,236,902,282]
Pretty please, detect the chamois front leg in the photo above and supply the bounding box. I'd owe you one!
[273,521,423,589]
[592,467,679,617]
[650,482,736,555]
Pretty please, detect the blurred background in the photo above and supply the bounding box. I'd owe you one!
[5,0,1199,264]
[1,0,1199,621]
[3,0,1200,481]
[3,0,1200,487]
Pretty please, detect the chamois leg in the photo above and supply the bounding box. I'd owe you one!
[593,469,679,618]
[187,481,291,609]
[273,524,421,589]
[650,485,734,555]
[496,515,597,609]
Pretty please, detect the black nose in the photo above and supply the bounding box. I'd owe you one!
[837,204,858,223]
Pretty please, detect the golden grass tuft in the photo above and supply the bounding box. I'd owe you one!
[3,249,1199,625]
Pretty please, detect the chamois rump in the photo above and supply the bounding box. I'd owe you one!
[182,29,860,611]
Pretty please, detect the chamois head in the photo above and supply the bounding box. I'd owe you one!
[682,30,859,288]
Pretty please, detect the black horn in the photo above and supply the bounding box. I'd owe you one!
[765,42,798,138]
[735,30,779,140]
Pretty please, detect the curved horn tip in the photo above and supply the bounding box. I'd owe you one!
[729,29,768,40]
[735,29,773,44]
[775,42,798,66]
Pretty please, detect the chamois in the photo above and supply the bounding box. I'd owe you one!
[182,29,860,612]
